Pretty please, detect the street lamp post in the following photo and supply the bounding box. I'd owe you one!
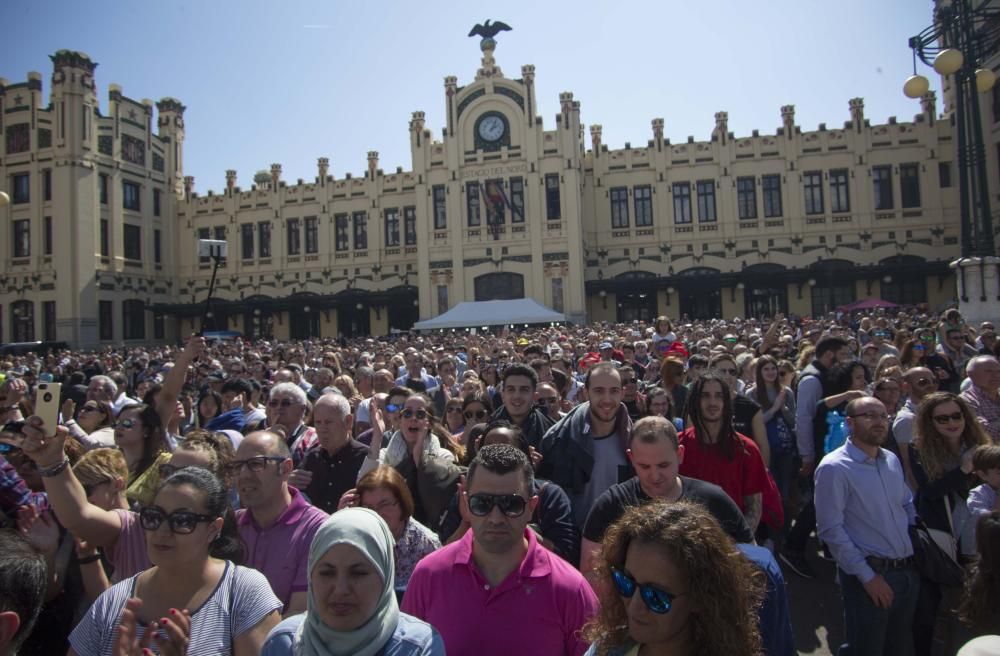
[906,0,1000,322]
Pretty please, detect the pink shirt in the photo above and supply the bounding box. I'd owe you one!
[236,486,328,611]
[401,528,598,656]
[110,509,153,583]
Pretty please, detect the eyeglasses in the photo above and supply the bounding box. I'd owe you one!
[464,409,488,421]
[79,405,102,414]
[401,409,428,420]
[116,418,138,429]
[932,412,964,425]
[363,499,399,513]
[267,398,299,408]
[225,456,287,474]
[467,493,527,517]
[385,403,403,413]
[139,506,216,535]
[446,406,464,414]
[611,568,684,615]
[848,412,890,422]
[913,344,926,351]
[913,378,937,387]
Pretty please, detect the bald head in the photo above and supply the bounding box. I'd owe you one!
[237,430,290,459]
[903,367,938,402]
[967,356,1000,394]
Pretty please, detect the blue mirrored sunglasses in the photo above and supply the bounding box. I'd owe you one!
[612,568,683,614]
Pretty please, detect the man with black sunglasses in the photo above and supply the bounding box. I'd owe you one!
[402,444,597,656]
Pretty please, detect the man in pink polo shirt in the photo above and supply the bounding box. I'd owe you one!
[233,430,328,615]
[402,444,597,656]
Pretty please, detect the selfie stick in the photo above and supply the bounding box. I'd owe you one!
[197,240,228,334]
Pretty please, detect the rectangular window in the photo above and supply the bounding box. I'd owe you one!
[12,173,29,204]
[384,208,400,247]
[42,301,56,342]
[122,180,141,211]
[803,171,824,214]
[305,216,318,254]
[99,301,113,341]
[872,165,893,210]
[762,174,782,217]
[404,206,417,245]
[672,182,692,224]
[545,174,561,221]
[287,218,301,255]
[737,176,757,220]
[44,217,53,256]
[610,187,630,228]
[43,169,52,201]
[437,285,449,315]
[634,185,653,227]
[258,222,271,258]
[5,124,29,154]
[939,162,952,188]
[197,227,210,263]
[100,219,109,257]
[551,277,564,313]
[353,211,368,250]
[241,223,254,259]
[153,312,165,340]
[696,180,717,222]
[335,213,349,251]
[153,189,161,217]
[13,219,30,257]
[510,177,525,224]
[829,169,850,213]
[154,228,162,264]
[122,299,146,340]
[99,174,109,205]
[432,185,447,230]
[124,224,142,260]
[900,163,921,208]
[466,182,481,227]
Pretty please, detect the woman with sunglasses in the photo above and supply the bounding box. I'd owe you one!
[261,507,445,656]
[583,499,764,656]
[900,338,931,370]
[339,465,441,593]
[442,398,465,438]
[63,399,115,450]
[116,403,173,508]
[909,392,989,655]
[68,467,282,655]
[359,395,464,533]
[456,391,493,446]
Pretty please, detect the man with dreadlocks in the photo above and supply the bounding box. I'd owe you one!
[677,372,769,532]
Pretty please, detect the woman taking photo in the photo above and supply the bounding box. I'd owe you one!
[115,403,173,508]
[583,500,764,656]
[261,507,445,656]
[338,465,440,592]
[68,467,282,655]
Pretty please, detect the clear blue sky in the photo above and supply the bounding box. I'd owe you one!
[3,0,934,193]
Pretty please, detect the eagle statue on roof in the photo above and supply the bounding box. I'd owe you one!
[468,20,512,40]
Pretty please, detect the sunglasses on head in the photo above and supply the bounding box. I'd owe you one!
[612,568,683,614]
[467,493,527,517]
[932,411,964,425]
[401,408,428,420]
[267,398,298,408]
[464,409,488,421]
[139,506,216,535]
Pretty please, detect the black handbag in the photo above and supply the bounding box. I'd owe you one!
[908,520,965,587]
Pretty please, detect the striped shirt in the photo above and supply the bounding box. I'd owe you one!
[69,561,281,655]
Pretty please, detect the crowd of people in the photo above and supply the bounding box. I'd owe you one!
[0,306,998,655]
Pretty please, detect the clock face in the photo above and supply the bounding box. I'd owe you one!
[478,115,506,142]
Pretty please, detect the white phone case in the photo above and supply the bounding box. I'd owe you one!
[35,382,62,438]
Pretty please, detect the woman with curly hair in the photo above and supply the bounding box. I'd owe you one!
[957,511,1000,637]
[910,392,990,655]
[583,499,764,656]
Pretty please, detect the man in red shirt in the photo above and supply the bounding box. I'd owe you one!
[677,372,768,532]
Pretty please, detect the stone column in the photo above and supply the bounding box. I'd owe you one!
[952,257,1000,324]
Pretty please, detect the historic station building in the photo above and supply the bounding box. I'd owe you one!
[0,36,989,346]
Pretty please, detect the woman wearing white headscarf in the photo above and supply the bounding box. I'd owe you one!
[261,507,445,656]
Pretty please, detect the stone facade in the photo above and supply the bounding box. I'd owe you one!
[0,42,993,346]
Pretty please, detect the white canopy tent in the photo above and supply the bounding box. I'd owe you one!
[412,298,566,331]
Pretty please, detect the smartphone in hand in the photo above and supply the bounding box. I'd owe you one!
[35,382,62,437]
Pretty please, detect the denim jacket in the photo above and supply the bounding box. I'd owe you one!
[261,612,445,656]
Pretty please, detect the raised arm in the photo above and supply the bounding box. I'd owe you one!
[20,417,123,547]
[157,336,205,430]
